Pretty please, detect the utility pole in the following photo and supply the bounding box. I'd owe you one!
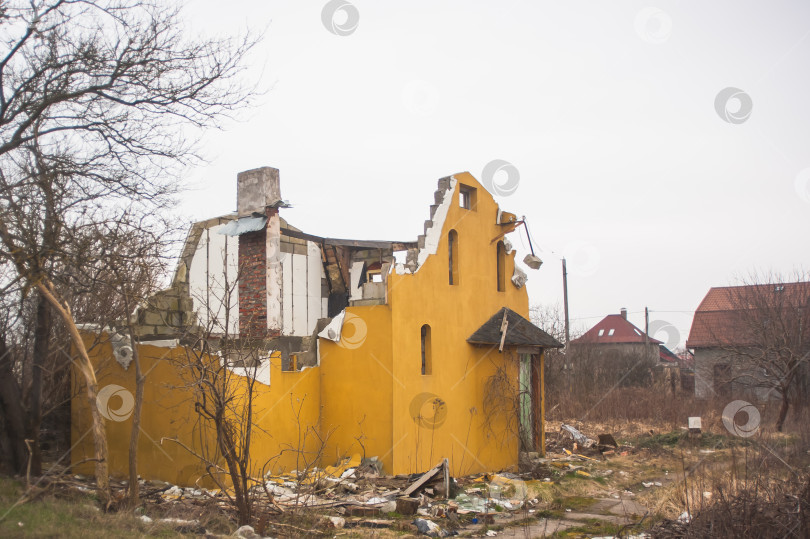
[562,258,571,392]
[562,258,570,346]
[644,307,650,358]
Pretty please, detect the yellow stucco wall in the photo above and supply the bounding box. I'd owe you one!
[72,340,321,486]
[72,171,540,484]
[387,172,530,476]
[318,306,394,473]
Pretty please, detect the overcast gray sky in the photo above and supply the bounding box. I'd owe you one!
[182,1,810,349]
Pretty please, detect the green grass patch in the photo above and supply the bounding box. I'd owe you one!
[635,430,755,451]
[0,477,181,538]
[551,495,596,512]
[549,520,623,538]
[636,430,685,449]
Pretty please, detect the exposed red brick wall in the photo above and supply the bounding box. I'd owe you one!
[239,229,267,337]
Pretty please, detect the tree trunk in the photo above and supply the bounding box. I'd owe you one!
[27,294,50,476]
[127,329,144,507]
[776,391,789,432]
[219,423,251,526]
[35,280,111,508]
[0,335,29,473]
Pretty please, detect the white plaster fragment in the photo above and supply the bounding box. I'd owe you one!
[75,323,103,332]
[318,310,346,342]
[416,177,457,269]
[511,264,528,289]
[291,254,308,336]
[349,260,365,300]
[189,222,239,335]
[503,237,513,254]
[266,212,283,332]
[396,176,457,275]
[306,241,323,334]
[222,354,272,386]
[281,252,293,335]
[141,339,179,348]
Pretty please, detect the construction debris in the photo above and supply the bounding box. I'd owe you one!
[598,433,619,448]
[560,423,596,448]
[403,458,450,497]
[413,518,452,537]
[58,446,662,537]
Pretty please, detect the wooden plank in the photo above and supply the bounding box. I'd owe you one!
[402,459,447,497]
[280,227,416,250]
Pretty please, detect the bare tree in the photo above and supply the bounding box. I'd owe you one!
[64,215,179,507]
[174,270,266,526]
[713,272,810,431]
[0,0,259,507]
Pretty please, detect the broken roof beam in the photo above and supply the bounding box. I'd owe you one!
[281,227,416,251]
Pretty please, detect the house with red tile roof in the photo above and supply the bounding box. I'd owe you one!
[687,282,810,400]
[570,308,661,363]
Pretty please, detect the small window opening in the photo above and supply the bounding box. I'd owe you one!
[608,328,615,336]
[496,241,506,291]
[421,324,432,375]
[598,329,605,336]
[459,184,477,210]
[366,262,383,283]
[448,230,459,285]
[282,354,297,372]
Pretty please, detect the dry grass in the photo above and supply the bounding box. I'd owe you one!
[545,387,810,537]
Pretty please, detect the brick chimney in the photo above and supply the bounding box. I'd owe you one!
[237,167,283,338]
[620,308,627,320]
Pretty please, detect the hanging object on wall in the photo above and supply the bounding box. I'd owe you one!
[521,217,543,270]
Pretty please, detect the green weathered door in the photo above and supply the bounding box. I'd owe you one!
[519,353,533,450]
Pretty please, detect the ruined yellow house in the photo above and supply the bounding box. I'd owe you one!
[72,168,562,486]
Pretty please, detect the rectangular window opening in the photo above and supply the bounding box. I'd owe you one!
[449,230,459,285]
[459,184,477,210]
[496,241,506,292]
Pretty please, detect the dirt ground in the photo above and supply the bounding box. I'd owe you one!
[1,418,806,538]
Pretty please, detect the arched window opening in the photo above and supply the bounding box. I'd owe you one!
[497,241,506,291]
[448,230,459,285]
[421,324,432,375]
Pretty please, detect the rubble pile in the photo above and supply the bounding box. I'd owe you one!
[60,425,655,537]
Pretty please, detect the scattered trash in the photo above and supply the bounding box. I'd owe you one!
[233,525,262,538]
[404,458,450,497]
[413,518,449,537]
[561,424,596,448]
[598,433,619,448]
[396,496,420,515]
